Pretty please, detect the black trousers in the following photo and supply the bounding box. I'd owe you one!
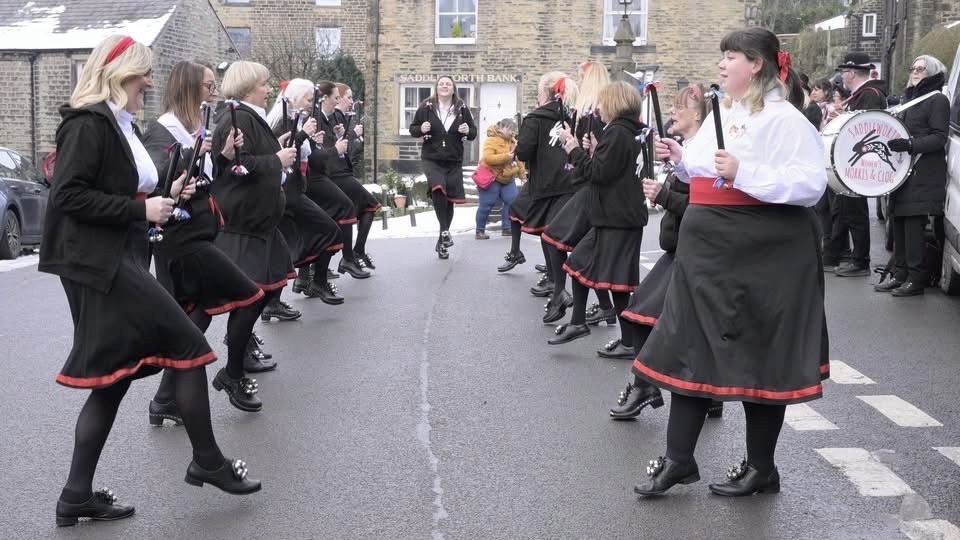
[825,193,869,266]
[892,215,927,283]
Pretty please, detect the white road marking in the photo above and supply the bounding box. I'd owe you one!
[784,403,839,431]
[901,519,960,540]
[934,447,960,467]
[0,254,39,273]
[816,447,914,497]
[857,395,942,427]
[828,360,876,384]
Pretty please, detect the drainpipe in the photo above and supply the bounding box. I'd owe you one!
[29,52,38,164]
[372,0,381,185]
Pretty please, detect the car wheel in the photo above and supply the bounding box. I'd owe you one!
[0,209,21,260]
[942,251,960,295]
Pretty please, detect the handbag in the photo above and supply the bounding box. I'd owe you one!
[471,162,497,190]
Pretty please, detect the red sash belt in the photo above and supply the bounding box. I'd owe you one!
[689,177,767,206]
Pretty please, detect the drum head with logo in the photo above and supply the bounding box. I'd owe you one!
[827,110,912,197]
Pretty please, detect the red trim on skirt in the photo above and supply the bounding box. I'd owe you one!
[135,192,148,201]
[337,217,359,225]
[362,203,382,213]
[57,351,217,389]
[690,177,767,206]
[257,276,292,291]
[633,358,824,402]
[563,263,636,292]
[326,242,344,253]
[430,185,467,204]
[509,215,525,224]
[521,224,547,234]
[204,288,265,316]
[541,232,575,252]
[621,311,657,326]
[294,254,321,268]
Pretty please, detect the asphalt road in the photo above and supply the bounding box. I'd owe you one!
[1,211,958,540]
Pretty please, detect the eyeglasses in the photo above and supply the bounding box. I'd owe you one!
[909,66,927,74]
[202,81,219,92]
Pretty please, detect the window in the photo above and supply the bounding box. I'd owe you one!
[315,0,340,4]
[399,83,474,134]
[436,0,476,44]
[226,27,252,58]
[71,59,85,89]
[315,27,341,57]
[602,0,648,46]
[862,13,877,37]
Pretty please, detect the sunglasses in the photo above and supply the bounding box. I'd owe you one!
[909,66,927,74]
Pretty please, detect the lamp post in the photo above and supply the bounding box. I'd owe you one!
[610,0,636,83]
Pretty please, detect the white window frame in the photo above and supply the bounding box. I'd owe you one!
[435,0,477,45]
[315,26,341,57]
[399,83,475,135]
[315,0,340,5]
[602,0,648,46]
[862,13,877,37]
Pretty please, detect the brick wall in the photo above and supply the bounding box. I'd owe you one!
[0,56,33,159]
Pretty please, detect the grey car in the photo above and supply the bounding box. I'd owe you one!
[0,146,48,259]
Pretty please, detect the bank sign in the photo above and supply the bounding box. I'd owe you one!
[395,73,523,84]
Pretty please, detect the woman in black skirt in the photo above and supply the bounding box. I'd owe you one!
[266,78,348,305]
[143,60,278,419]
[548,81,648,346]
[633,27,828,498]
[515,72,579,287]
[335,82,379,268]
[409,75,478,259]
[41,36,260,527]
[608,83,722,420]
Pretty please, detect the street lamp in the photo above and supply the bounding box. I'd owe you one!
[619,0,632,20]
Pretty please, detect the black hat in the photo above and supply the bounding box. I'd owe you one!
[836,52,875,71]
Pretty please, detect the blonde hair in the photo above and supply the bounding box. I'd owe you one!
[598,81,643,120]
[221,60,270,101]
[574,61,610,114]
[538,71,579,112]
[70,35,153,109]
[266,78,314,130]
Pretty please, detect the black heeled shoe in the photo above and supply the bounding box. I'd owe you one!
[327,268,339,280]
[304,280,345,305]
[148,399,183,426]
[547,323,590,345]
[291,266,312,294]
[609,382,663,419]
[708,460,780,497]
[873,278,904,292]
[707,400,724,418]
[542,290,572,324]
[243,339,277,373]
[535,263,548,273]
[56,488,135,527]
[251,332,272,359]
[584,303,618,326]
[185,458,262,495]
[212,369,263,412]
[597,338,635,359]
[338,259,371,279]
[436,238,450,260]
[634,457,700,496]
[530,275,553,297]
[497,251,526,272]
[891,281,925,297]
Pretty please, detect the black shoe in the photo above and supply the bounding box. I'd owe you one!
[547,323,590,345]
[497,251,526,272]
[355,251,376,269]
[609,382,663,419]
[530,276,554,297]
[185,458,262,495]
[148,399,183,426]
[327,268,339,280]
[891,281,925,297]
[707,400,724,418]
[304,280,345,305]
[243,342,277,373]
[212,368,263,412]
[250,332,272,359]
[708,460,780,497]
[56,488,135,527]
[436,238,450,260]
[834,263,870,277]
[292,267,312,294]
[338,259,371,279]
[585,303,618,326]
[441,231,454,248]
[634,457,701,496]
[874,278,904,292]
[260,298,301,322]
[598,338,635,359]
[542,290,572,324]
[535,263,547,273]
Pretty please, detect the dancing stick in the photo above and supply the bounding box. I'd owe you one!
[708,84,725,150]
[645,83,665,139]
[148,143,183,244]
[227,100,248,175]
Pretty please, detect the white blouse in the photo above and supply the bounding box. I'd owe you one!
[157,112,214,179]
[674,89,827,207]
[109,102,159,194]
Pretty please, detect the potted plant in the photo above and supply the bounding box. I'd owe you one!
[382,168,407,209]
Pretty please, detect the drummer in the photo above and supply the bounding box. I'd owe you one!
[824,52,887,277]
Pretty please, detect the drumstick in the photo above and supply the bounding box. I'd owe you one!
[708,84,725,150]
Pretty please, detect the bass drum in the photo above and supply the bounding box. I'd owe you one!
[822,110,913,197]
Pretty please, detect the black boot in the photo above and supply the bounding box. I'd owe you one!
[633,457,701,497]
[891,281,925,297]
[708,460,780,497]
[292,266,312,294]
[185,458,262,495]
[338,259,371,279]
[212,368,263,412]
[497,251,526,272]
[327,268,339,280]
[56,488,135,527]
[260,298,301,322]
[609,382,663,419]
[148,399,183,426]
[243,338,277,372]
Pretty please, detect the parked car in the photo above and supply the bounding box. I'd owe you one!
[0,146,48,259]
[942,45,960,294]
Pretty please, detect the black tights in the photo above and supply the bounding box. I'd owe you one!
[509,221,522,254]
[153,308,213,403]
[225,291,273,379]
[355,212,374,254]
[62,369,224,502]
[541,240,554,282]
[665,393,785,474]
[340,223,356,262]
[570,281,627,326]
[548,246,567,298]
[314,251,334,278]
[431,191,454,232]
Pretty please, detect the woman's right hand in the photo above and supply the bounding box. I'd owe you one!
[420,121,432,134]
[335,137,348,155]
[221,128,244,161]
[642,178,662,202]
[145,196,175,223]
[277,147,297,168]
[656,136,682,163]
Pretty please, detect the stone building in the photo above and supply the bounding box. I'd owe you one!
[0,0,238,164]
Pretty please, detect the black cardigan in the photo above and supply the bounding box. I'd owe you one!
[515,103,576,201]
[39,102,150,294]
[408,99,478,164]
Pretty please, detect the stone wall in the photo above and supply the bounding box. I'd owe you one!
[0,56,33,159]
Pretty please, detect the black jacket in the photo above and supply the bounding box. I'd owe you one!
[568,115,648,229]
[515,102,576,201]
[39,102,150,293]
[210,103,285,236]
[317,109,355,178]
[570,111,606,190]
[652,177,689,253]
[339,109,364,169]
[891,72,950,217]
[845,79,888,111]
[408,99,478,164]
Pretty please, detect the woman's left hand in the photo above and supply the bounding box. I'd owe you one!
[301,117,317,137]
[714,150,739,179]
[458,122,469,135]
[199,134,212,156]
[169,171,195,200]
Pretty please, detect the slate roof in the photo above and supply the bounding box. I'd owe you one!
[0,0,176,51]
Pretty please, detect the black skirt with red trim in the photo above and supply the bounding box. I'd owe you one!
[156,242,264,316]
[508,183,531,224]
[563,226,643,292]
[523,193,573,235]
[422,159,467,204]
[331,174,383,214]
[306,175,357,224]
[542,189,591,251]
[278,197,343,268]
[633,203,830,405]
[56,246,216,389]
[622,251,674,328]
[215,228,295,291]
